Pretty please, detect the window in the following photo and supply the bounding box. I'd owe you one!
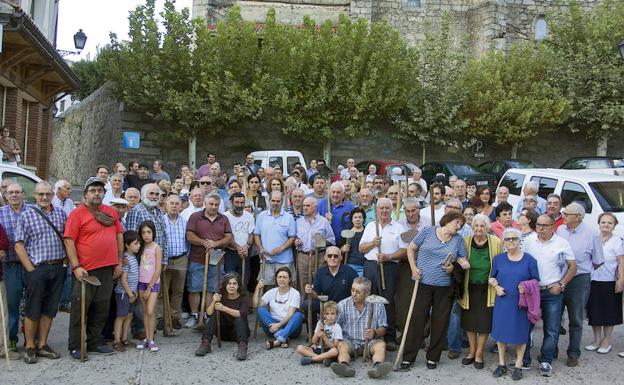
[589,181,624,212]
[286,156,300,174]
[406,0,421,8]
[561,181,592,213]
[268,156,283,170]
[586,159,611,169]
[492,162,506,175]
[535,15,548,41]
[1,172,38,204]
[479,162,493,174]
[499,172,525,196]
[530,176,558,199]
[561,158,588,169]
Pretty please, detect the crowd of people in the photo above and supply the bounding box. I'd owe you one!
[0,152,622,380]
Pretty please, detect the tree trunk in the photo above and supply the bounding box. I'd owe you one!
[421,144,426,165]
[323,140,332,168]
[510,143,518,159]
[189,135,197,170]
[596,136,607,156]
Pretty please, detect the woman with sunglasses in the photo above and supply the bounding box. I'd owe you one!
[489,228,540,380]
[253,266,303,349]
[195,273,250,360]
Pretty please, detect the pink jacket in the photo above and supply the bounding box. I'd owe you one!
[491,220,519,239]
[519,279,541,324]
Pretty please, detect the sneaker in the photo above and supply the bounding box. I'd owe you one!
[511,367,523,381]
[136,339,149,350]
[23,347,37,364]
[330,362,356,377]
[69,349,89,361]
[301,356,313,366]
[492,365,507,378]
[184,314,199,329]
[506,362,531,370]
[367,362,392,379]
[173,319,182,329]
[618,352,624,358]
[236,341,247,361]
[539,362,553,377]
[88,345,114,355]
[181,312,190,320]
[36,345,61,359]
[148,340,159,352]
[195,339,211,356]
[0,350,23,360]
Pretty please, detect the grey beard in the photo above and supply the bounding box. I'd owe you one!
[143,199,159,208]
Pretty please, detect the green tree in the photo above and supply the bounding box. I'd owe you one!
[547,0,624,155]
[70,46,115,100]
[460,42,569,158]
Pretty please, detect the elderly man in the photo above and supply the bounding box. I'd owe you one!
[305,175,327,205]
[196,153,217,178]
[151,160,170,182]
[295,197,335,292]
[185,193,232,328]
[124,187,140,210]
[420,184,446,226]
[331,277,393,378]
[64,177,124,359]
[126,164,155,190]
[52,180,75,216]
[197,176,225,213]
[520,214,577,376]
[244,153,259,175]
[546,193,565,231]
[224,192,254,286]
[515,181,547,215]
[494,186,510,207]
[372,176,387,199]
[287,188,305,220]
[411,167,427,198]
[365,164,378,183]
[254,191,296,287]
[15,182,67,363]
[0,182,33,351]
[156,194,188,331]
[109,198,129,230]
[126,184,168,259]
[490,202,519,238]
[556,202,604,367]
[318,182,355,246]
[181,187,205,222]
[359,197,407,351]
[453,180,469,208]
[357,188,376,226]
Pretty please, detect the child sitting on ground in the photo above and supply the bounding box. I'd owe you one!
[296,301,342,366]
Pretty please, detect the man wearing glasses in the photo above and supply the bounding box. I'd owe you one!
[244,154,259,176]
[14,182,67,363]
[522,214,576,377]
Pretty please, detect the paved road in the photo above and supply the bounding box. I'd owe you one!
[2,312,623,385]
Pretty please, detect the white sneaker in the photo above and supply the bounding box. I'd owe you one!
[585,344,599,351]
[618,352,624,358]
[181,312,190,320]
[136,339,148,350]
[184,314,198,328]
[539,362,552,377]
[597,345,612,354]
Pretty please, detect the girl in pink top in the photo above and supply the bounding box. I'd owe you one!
[137,221,162,352]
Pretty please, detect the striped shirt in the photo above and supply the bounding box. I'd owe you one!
[125,203,168,263]
[412,226,467,286]
[557,222,604,275]
[115,252,139,294]
[0,203,34,262]
[337,297,387,347]
[295,214,335,252]
[162,214,188,258]
[15,205,67,264]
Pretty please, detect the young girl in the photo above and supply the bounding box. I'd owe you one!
[296,301,342,366]
[112,231,141,351]
[136,221,162,352]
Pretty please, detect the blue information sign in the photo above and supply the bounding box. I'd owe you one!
[123,131,140,149]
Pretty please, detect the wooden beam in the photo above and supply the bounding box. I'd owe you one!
[0,47,37,72]
[21,65,53,87]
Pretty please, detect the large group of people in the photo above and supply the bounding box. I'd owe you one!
[0,152,622,381]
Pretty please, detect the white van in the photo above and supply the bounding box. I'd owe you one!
[249,150,307,177]
[498,168,624,236]
[0,164,42,204]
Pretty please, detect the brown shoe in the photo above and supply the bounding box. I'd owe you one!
[112,342,126,352]
[566,357,579,367]
[236,341,248,361]
[448,350,460,359]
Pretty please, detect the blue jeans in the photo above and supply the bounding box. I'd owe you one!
[562,274,591,359]
[524,289,563,365]
[348,264,364,277]
[447,301,464,352]
[59,266,72,306]
[257,307,303,343]
[3,262,23,340]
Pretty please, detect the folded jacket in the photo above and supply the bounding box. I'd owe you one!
[519,279,541,324]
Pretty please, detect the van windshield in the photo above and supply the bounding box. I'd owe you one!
[589,182,624,212]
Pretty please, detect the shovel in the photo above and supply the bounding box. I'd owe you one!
[79,274,101,362]
[362,294,390,362]
[340,229,355,265]
[198,249,225,327]
[393,277,419,371]
[253,259,267,339]
[0,282,12,370]
[317,295,329,351]
[400,228,418,244]
[161,272,179,337]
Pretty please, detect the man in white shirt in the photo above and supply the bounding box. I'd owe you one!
[420,184,445,226]
[224,192,255,287]
[181,187,205,222]
[51,180,75,216]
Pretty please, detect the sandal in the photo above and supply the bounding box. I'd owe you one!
[266,339,278,350]
[112,342,126,352]
[280,342,289,348]
[122,340,136,348]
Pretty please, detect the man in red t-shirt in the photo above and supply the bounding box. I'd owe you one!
[64,177,123,359]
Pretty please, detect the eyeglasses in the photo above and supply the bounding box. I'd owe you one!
[536,223,553,228]
[326,254,340,259]
[503,237,519,242]
[200,181,212,185]
[35,192,53,197]
[446,206,461,210]
[563,212,580,217]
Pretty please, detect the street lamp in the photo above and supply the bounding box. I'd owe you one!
[58,29,87,57]
[618,40,624,60]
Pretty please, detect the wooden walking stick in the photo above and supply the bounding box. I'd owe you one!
[374,203,386,290]
[78,275,101,362]
[162,272,176,337]
[216,259,222,348]
[307,251,313,342]
[362,295,390,362]
[340,229,355,265]
[317,295,328,351]
[396,180,402,220]
[0,283,12,370]
[393,277,420,370]
[199,250,210,326]
[253,255,268,338]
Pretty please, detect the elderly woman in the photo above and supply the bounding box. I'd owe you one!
[460,205,476,237]
[489,228,540,380]
[476,186,496,221]
[459,214,503,368]
[253,267,303,349]
[103,173,124,205]
[401,212,468,370]
[518,207,538,249]
[585,213,624,355]
[195,273,250,360]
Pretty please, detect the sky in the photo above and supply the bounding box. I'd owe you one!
[56,0,193,61]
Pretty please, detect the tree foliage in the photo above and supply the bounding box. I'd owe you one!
[69,46,114,100]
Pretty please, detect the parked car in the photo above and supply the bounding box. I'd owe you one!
[478,159,539,181]
[355,160,419,177]
[420,161,497,188]
[0,164,42,204]
[498,168,624,236]
[560,156,624,176]
[250,150,307,177]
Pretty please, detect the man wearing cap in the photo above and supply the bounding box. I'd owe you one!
[126,164,155,190]
[64,177,124,359]
[15,181,67,363]
[109,198,129,230]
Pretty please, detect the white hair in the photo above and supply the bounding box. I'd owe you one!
[330,181,345,193]
[472,213,492,228]
[566,201,586,219]
[525,181,539,193]
[502,227,523,239]
[205,192,221,203]
[141,183,161,199]
[54,179,69,192]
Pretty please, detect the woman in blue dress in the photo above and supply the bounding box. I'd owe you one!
[488,228,540,380]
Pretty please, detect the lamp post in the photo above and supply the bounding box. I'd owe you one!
[618,40,624,60]
[58,29,87,57]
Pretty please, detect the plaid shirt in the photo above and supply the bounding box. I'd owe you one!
[125,203,168,263]
[15,205,67,264]
[0,203,35,262]
[162,213,188,259]
[337,297,387,347]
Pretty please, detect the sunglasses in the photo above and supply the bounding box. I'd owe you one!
[536,223,552,228]
[200,181,212,185]
[326,254,340,259]
[503,237,519,242]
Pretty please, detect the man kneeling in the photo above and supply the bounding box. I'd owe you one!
[330,277,392,378]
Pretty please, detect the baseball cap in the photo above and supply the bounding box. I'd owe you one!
[110,197,129,206]
[84,176,105,190]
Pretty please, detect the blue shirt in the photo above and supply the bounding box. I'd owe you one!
[514,195,547,215]
[15,205,67,264]
[313,264,358,303]
[115,252,139,294]
[0,203,34,262]
[317,199,355,245]
[162,214,188,258]
[556,222,605,276]
[254,210,296,264]
[363,206,376,226]
[412,226,467,286]
[126,203,168,263]
[295,214,335,252]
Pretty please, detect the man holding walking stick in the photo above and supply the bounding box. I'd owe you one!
[64,177,124,360]
[224,193,255,287]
